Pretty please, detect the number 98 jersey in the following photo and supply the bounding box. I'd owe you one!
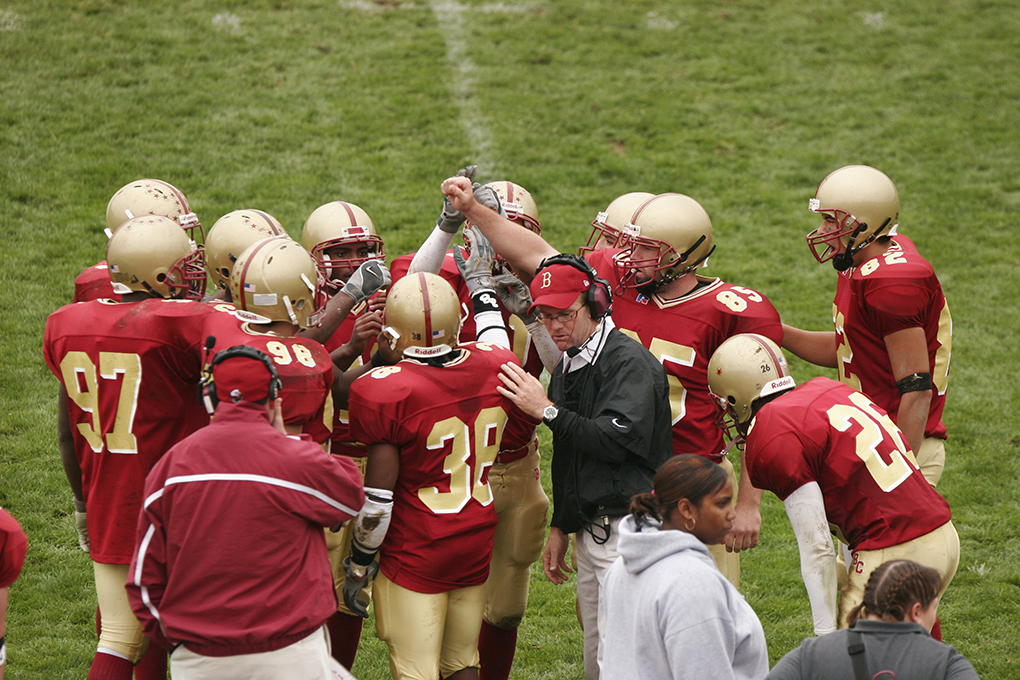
[202,309,334,445]
[348,342,538,594]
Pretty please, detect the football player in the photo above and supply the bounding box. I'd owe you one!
[344,272,539,680]
[394,175,554,680]
[74,178,202,303]
[0,509,28,680]
[707,334,960,637]
[204,208,288,295]
[578,191,654,254]
[442,178,784,588]
[782,165,952,486]
[201,236,335,445]
[300,200,390,668]
[44,215,224,680]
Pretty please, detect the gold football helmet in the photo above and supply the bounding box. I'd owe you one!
[580,191,655,255]
[481,181,541,235]
[615,193,715,291]
[382,272,462,359]
[206,209,287,290]
[229,237,326,328]
[707,334,796,438]
[301,201,384,290]
[106,215,207,299]
[106,178,202,242]
[807,165,900,269]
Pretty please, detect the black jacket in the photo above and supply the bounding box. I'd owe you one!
[546,327,672,534]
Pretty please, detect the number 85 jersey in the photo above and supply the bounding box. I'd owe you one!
[348,342,539,594]
[586,248,783,459]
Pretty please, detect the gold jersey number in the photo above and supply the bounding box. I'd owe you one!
[60,351,142,454]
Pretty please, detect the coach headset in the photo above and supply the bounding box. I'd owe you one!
[535,253,613,321]
[197,336,282,414]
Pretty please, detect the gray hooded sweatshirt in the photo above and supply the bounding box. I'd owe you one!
[602,515,769,680]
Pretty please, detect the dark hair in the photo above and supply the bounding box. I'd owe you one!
[629,455,728,528]
[847,560,942,626]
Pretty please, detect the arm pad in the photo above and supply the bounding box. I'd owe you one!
[784,482,838,635]
[351,486,394,562]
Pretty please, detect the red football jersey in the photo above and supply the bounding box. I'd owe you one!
[348,342,538,594]
[833,236,951,439]
[73,260,120,303]
[391,251,545,378]
[202,311,334,445]
[324,297,379,458]
[745,377,951,551]
[586,248,783,459]
[43,298,222,563]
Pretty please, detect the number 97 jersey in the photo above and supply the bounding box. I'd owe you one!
[348,342,538,594]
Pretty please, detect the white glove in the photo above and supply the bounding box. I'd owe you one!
[340,259,391,304]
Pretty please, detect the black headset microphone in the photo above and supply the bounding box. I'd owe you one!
[197,336,282,414]
[535,254,614,360]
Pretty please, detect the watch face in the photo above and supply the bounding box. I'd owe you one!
[544,406,557,420]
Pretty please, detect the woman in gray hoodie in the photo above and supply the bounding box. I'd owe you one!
[602,455,769,680]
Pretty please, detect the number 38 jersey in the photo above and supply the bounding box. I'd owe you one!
[202,311,334,445]
[586,248,783,459]
[834,235,951,439]
[348,342,539,594]
[745,377,951,552]
[43,298,221,564]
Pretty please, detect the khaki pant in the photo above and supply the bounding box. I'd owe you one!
[707,456,741,589]
[482,442,549,628]
[170,626,332,680]
[839,521,960,628]
[93,562,148,663]
[374,572,486,680]
[916,436,946,487]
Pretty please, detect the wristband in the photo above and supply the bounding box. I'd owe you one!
[895,372,932,394]
[0,636,6,665]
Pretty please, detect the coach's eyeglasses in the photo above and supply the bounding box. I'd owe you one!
[536,308,581,325]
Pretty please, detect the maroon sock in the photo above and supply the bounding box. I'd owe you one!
[134,644,167,680]
[478,619,518,680]
[88,651,134,680]
[326,610,364,670]
[931,616,942,641]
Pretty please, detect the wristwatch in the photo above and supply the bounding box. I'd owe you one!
[542,404,560,424]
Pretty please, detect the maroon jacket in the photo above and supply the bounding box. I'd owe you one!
[127,400,364,655]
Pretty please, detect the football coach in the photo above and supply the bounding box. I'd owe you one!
[494,254,672,680]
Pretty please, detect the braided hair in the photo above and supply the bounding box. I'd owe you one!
[629,454,728,528]
[847,559,942,626]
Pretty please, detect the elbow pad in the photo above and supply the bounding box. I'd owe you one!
[352,487,394,558]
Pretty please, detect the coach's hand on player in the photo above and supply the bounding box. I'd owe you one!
[542,527,573,584]
[497,362,550,421]
[340,259,391,305]
[724,504,761,553]
[73,497,89,553]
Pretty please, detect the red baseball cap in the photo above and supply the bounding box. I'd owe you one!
[212,352,275,403]
[529,263,591,313]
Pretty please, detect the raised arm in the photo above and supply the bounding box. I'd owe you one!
[442,175,556,284]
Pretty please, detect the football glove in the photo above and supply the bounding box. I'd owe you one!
[492,272,536,324]
[340,259,391,305]
[74,501,90,553]
[342,555,379,618]
[453,227,496,295]
[473,183,507,218]
[436,165,477,234]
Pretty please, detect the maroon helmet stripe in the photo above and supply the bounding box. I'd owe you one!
[338,201,357,223]
[250,210,285,234]
[417,272,434,347]
[235,238,276,311]
[151,179,191,212]
[753,334,788,377]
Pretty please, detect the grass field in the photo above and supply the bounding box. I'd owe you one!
[2,1,1019,678]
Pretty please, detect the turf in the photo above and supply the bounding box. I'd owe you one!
[2,1,1018,678]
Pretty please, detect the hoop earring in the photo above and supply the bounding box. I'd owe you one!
[685,517,696,532]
